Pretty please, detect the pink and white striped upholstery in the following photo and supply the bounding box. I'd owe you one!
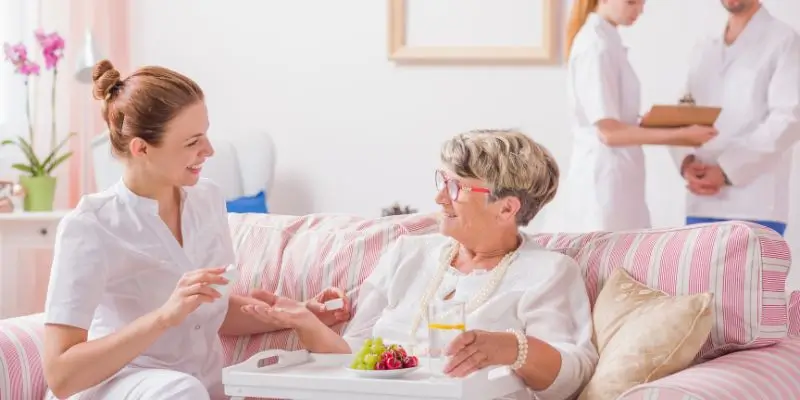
[619,338,800,400]
[1,213,798,400]
[0,314,45,400]
[530,221,791,361]
[790,291,800,337]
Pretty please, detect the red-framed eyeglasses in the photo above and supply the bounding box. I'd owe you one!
[435,170,491,201]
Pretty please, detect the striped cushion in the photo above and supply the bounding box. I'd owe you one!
[790,291,800,337]
[530,221,791,360]
[0,314,46,400]
[619,338,800,400]
[220,212,439,365]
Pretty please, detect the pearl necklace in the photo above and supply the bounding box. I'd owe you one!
[408,238,521,353]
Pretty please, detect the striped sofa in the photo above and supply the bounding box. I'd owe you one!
[1,212,799,399]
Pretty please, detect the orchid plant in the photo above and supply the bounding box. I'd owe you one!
[1,30,75,177]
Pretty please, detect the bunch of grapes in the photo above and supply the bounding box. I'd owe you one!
[350,337,419,371]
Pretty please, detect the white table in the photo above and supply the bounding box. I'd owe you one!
[0,210,70,319]
[223,349,528,400]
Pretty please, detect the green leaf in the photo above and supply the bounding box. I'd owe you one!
[41,132,75,171]
[15,137,43,170]
[11,163,34,174]
[45,151,73,174]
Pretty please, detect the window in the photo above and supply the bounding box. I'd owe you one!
[0,0,34,173]
[1,0,22,129]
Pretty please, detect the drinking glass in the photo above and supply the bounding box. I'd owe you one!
[427,299,466,376]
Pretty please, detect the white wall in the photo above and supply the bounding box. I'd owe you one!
[128,0,800,288]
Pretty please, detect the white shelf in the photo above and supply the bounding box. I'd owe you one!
[0,210,71,222]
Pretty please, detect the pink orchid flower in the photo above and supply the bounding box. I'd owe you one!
[19,59,41,76]
[34,30,64,69]
[3,42,28,65]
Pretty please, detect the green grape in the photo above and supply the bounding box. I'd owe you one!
[363,338,373,348]
[373,337,384,346]
[350,359,361,369]
[363,353,379,368]
[356,362,368,370]
[370,344,385,354]
[356,348,369,359]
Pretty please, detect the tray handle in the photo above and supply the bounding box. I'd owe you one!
[234,349,312,372]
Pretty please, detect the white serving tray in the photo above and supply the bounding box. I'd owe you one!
[222,349,528,400]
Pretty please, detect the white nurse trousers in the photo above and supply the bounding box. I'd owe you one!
[45,368,218,400]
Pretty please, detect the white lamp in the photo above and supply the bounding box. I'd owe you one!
[75,28,101,83]
[74,28,104,195]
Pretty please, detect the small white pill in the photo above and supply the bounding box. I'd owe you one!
[210,266,239,297]
[324,298,344,310]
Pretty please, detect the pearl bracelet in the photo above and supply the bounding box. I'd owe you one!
[506,328,528,370]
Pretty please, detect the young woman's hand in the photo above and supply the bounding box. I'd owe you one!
[676,125,718,146]
[157,266,227,328]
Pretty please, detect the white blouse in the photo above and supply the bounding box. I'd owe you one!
[43,178,235,396]
[343,234,598,400]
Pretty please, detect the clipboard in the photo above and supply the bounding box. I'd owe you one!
[640,104,721,128]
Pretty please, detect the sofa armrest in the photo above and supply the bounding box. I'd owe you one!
[620,338,800,400]
[0,313,47,400]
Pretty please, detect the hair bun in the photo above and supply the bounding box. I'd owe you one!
[92,59,122,101]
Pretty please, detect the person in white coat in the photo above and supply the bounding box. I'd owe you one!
[42,60,350,400]
[672,0,800,236]
[560,0,718,233]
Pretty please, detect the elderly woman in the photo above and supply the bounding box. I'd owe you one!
[245,129,598,399]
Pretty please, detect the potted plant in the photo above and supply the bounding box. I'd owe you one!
[2,30,75,212]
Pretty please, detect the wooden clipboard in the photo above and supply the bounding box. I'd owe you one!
[640,105,721,128]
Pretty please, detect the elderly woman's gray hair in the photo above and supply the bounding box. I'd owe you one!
[440,129,559,226]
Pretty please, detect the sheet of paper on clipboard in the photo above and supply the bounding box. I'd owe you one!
[640,104,721,128]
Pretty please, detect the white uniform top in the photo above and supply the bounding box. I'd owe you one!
[343,234,598,400]
[671,6,800,223]
[560,12,651,233]
[44,177,235,396]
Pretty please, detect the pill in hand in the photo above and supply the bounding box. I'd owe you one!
[323,298,344,311]
[210,266,239,297]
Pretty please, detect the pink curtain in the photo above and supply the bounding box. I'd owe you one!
[7,0,129,318]
[65,0,129,207]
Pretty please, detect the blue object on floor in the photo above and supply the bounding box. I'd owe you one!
[226,191,268,214]
[686,216,786,236]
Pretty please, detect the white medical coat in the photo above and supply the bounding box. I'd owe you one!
[44,177,235,398]
[671,7,800,223]
[561,12,651,232]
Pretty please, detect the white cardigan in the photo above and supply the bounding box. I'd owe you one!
[343,233,598,400]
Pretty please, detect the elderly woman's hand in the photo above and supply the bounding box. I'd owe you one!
[241,290,319,330]
[242,287,351,330]
[442,330,519,377]
[307,287,352,327]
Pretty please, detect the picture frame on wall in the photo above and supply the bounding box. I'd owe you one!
[387,0,557,65]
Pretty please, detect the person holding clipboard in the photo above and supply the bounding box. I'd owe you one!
[558,0,718,233]
[670,0,800,236]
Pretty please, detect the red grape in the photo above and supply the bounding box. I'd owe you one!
[386,357,403,370]
[402,356,418,368]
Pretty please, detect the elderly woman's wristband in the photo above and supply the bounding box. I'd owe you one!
[506,328,528,370]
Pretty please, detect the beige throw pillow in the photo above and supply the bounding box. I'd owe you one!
[578,268,714,400]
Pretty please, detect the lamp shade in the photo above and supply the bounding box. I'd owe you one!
[75,29,102,83]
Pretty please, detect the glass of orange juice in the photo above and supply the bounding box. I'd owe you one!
[427,299,465,376]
